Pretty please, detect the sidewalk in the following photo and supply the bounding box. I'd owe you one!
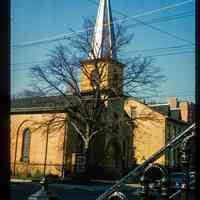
[11,177,141,190]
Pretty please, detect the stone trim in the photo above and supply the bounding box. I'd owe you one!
[11,107,66,114]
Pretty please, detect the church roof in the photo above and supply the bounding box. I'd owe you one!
[149,103,188,123]
[149,104,170,116]
[90,0,116,59]
[170,109,181,120]
[11,95,76,113]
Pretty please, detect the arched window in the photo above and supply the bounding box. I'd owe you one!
[21,128,31,162]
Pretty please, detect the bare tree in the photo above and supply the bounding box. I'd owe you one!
[11,89,46,100]
[29,19,164,173]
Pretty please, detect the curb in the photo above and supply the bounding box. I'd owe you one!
[11,179,33,183]
[10,178,141,189]
[90,179,117,184]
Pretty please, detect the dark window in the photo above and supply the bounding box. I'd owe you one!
[167,125,171,140]
[170,125,175,139]
[91,69,100,86]
[174,126,177,136]
[113,112,119,131]
[21,128,31,162]
[123,140,126,156]
[130,106,137,119]
[113,73,118,88]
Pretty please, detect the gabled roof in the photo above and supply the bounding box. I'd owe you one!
[149,103,189,124]
[149,104,170,116]
[11,95,76,114]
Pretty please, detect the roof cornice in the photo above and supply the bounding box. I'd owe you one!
[11,106,66,114]
[80,57,124,67]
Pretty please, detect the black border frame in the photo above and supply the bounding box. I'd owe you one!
[0,0,10,199]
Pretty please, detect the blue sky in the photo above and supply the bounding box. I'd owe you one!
[11,0,195,103]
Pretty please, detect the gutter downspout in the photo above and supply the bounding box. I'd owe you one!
[43,126,49,177]
[62,119,68,178]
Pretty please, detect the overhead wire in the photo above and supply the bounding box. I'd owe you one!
[120,44,194,54]
[12,0,195,48]
[140,94,195,100]
[11,44,194,67]
[11,1,195,102]
[125,11,194,29]
[87,0,195,45]
[124,50,195,58]
[11,49,195,71]
[136,89,195,101]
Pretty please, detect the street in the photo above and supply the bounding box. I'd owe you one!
[11,182,139,200]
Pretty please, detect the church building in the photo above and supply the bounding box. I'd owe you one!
[10,0,193,179]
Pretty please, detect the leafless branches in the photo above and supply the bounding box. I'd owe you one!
[27,18,164,153]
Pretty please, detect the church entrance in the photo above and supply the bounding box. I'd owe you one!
[104,139,122,178]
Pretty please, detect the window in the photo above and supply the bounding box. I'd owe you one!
[167,125,171,140]
[21,128,31,162]
[170,125,175,139]
[172,126,176,138]
[113,73,118,88]
[91,69,100,87]
[130,106,137,119]
[174,126,177,136]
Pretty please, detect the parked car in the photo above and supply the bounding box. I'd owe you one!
[133,171,196,198]
[169,171,196,190]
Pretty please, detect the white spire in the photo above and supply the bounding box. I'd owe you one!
[90,0,116,59]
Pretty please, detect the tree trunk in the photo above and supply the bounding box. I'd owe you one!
[82,125,90,179]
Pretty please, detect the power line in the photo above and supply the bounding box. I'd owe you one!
[140,91,195,98]
[121,44,194,54]
[10,92,195,102]
[10,89,195,100]
[125,50,195,58]
[11,44,194,67]
[132,18,194,45]
[11,50,195,71]
[88,0,195,45]
[109,0,195,45]
[122,48,194,56]
[125,11,194,29]
[12,0,194,48]
[11,50,195,68]
[137,92,195,99]
[88,0,194,19]
[11,60,47,66]
[142,95,195,101]
[11,11,194,50]
[143,94,195,98]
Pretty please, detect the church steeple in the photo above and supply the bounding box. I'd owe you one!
[90,0,116,59]
[80,0,123,95]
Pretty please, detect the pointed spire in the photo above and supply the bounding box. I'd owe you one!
[90,0,116,59]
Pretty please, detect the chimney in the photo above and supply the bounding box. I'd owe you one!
[168,97,178,109]
[179,101,189,122]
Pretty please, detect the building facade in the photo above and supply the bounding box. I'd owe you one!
[10,0,193,179]
[10,96,192,178]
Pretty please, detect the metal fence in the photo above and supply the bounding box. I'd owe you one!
[95,123,196,200]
